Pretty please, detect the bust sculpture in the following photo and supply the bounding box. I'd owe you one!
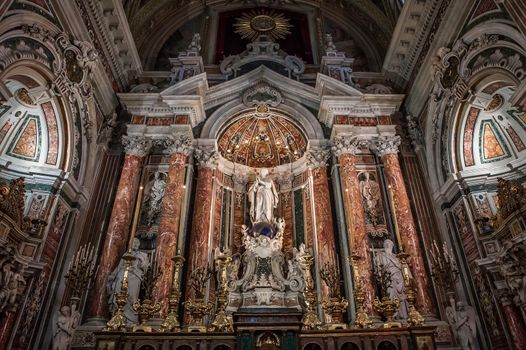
[248,168,279,223]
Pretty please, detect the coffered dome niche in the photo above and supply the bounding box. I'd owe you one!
[217,107,308,168]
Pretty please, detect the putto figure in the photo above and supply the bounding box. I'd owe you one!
[248,168,279,223]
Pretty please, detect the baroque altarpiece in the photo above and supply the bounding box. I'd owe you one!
[1,1,526,350]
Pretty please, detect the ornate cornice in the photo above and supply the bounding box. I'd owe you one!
[122,135,152,157]
[372,135,401,157]
[73,0,142,90]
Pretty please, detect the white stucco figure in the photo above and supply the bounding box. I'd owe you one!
[107,238,149,324]
[446,300,477,350]
[248,168,279,223]
[146,171,166,226]
[375,239,408,320]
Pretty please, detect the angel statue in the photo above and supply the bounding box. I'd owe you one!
[446,299,477,350]
[248,168,279,223]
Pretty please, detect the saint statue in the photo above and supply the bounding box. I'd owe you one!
[359,172,381,226]
[375,239,408,320]
[107,238,149,324]
[52,302,81,350]
[446,300,477,350]
[248,168,279,223]
[146,171,166,226]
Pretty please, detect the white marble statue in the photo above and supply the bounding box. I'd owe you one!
[146,171,166,226]
[52,302,80,350]
[248,168,279,223]
[446,300,477,350]
[375,239,408,320]
[107,238,149,324]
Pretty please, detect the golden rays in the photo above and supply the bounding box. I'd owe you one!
[234,9,292,42]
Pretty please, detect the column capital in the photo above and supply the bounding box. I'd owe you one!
[372,135,401,157]
[307,147,331,168]
[122,135,152,157]
[164,133,193,156]
[331,135,369,156]
[194,147,218,168]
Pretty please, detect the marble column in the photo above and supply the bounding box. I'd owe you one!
[307,148,339,300]
[184,148,218,301]
[88,135,151,320]
[501,296,526,350]
[152,134,192,315]
[0,311,16,350]
[333,136,374,312]
[373,135,433,313]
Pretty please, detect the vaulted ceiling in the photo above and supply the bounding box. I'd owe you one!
[121,0,400,71]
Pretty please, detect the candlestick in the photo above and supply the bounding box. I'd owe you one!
[387,185,403,249]
[128,185,144,251]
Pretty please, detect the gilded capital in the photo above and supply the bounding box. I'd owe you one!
[194,147,219,168]
[372,135,401,157]
[331,136,369,156]
[306,147,330,168]
[122,135,152,157]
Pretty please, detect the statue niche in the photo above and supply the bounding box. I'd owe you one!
[225,169,304,312]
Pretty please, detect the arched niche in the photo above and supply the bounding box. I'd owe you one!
[426,22,526,193]
[0,14,100,186]
[0,64,72,173]
[376,341,396,350]
[340,342,360,350]
[303,342,323,350]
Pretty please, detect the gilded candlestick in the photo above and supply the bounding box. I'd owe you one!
[397,251,424,326]
[160,254,185,332]
[348,252,372,328]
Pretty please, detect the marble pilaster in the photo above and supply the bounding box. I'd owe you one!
[88,135,151,320]
[307,148,339,300]
[501,296,526,350]
[333,136,374,312]
[0,311,16,350]
[152,134,192,316]
[373,135,433,314]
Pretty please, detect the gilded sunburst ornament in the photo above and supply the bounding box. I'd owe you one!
[234,9,292,42]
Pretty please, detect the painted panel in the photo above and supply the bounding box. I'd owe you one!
[479,120,510,163]
[6,114,41,161]
[42,102,58,165]
[463,107,480,167]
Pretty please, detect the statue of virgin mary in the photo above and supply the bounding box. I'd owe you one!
[248,168,279,223]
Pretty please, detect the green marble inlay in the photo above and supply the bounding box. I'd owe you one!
[293,188,304,247]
